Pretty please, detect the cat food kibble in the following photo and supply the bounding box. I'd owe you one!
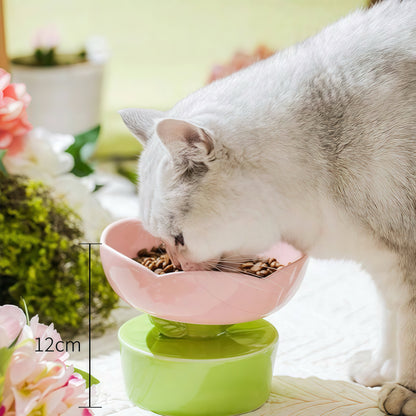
[238,258,284,277]
[132,245,286,278]
[133,245,182,274]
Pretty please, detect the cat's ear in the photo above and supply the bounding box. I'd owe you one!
[118,108,164,145]
[156,119,214,158]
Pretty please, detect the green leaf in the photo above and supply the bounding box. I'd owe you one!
[0,347,13,377]
[72,125,100,149]
[93,184,104,193]
[0,347,14,401]
[69,159,94,177]
[66,125,100,178]
[21,297,30,324]
[0,149,8,176]
[116,165,138,185]
[74,367,100,388]
[7,331,22,349]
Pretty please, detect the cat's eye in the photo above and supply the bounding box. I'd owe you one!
[174,233,184,246]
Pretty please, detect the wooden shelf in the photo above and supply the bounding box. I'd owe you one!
[0,0,9,71]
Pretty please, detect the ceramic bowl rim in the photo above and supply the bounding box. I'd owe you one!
[100,217,308,280]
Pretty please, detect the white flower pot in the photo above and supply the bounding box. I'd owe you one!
[11,61,104,135]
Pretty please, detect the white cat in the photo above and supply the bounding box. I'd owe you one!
[120,1,416,414]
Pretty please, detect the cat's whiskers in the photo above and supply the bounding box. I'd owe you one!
[212,263,276,278]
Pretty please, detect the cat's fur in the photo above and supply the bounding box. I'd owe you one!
[120,1,416,414]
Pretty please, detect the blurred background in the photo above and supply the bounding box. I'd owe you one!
[3,0,365,159]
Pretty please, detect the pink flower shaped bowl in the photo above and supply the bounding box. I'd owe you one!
[100,218,309,325]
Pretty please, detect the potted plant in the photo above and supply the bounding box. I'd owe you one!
[10,26,108,135]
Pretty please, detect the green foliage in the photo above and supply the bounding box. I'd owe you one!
[66,125,100,177]
[0,175,118,336]
[11,51,87,67]
[0,150,7,176]
[34,48,56,66]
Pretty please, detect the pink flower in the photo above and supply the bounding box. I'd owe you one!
[0,69,32,155]
[32,26,61,51]
[207,45,275,83]
[0,306,92,416]
[25,315,69,363]
[0,305,26,349]
[3,350,88,415]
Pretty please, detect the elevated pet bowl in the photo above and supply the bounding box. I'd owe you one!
[100,218,309,416]
[100,218,309,325]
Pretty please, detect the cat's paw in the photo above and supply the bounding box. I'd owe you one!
[349,350,396,387]
[379,383,416,415]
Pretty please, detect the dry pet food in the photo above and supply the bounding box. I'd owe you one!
[132,245,286,278]
[133,245,182,274]
[238,258,284,277]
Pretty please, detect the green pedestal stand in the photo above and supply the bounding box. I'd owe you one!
[119,314,279,416]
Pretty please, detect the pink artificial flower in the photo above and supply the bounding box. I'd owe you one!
[0,69,32,155]
[0,307,92,416]
[3,350,88,415]
[25,315,69,363]
[0,305,26,349]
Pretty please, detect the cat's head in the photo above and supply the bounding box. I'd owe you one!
[119,108,279,270]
